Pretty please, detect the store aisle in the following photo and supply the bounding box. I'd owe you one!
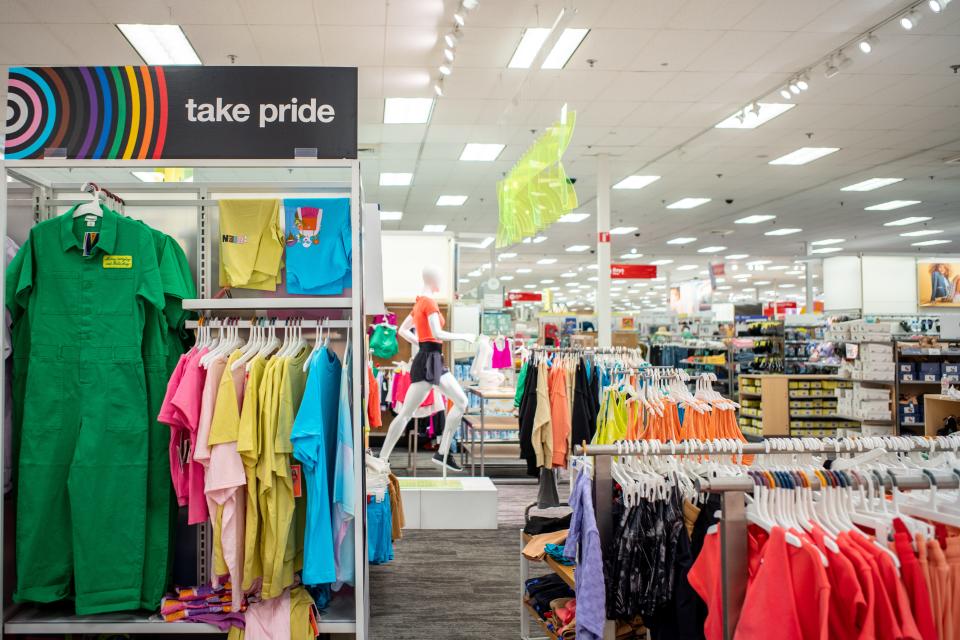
[368,484,565,639]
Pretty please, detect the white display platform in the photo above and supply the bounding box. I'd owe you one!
[396,476,498,530]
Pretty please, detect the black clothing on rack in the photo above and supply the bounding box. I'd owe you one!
[518,362,540,477]
[571,358,598,445]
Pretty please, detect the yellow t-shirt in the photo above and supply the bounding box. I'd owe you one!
[238,356,266,590]
[258,357,285,598]
[218,199,284,291]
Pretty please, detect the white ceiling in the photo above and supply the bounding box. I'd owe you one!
[2,0,960,311]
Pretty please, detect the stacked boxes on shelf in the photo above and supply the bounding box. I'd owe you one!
[843,342,895,382]
[787,379,855,436]
[836,385,892,422]
[899,396,923,427]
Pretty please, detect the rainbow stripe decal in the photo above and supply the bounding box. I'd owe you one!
[5,66,169,160]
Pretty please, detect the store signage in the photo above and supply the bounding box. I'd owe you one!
[611,264,657,279]
[709,262,724,289]
[5,66,358,160]
[763,301,797,316]
[598,231,611,243]
[506,291,543,302]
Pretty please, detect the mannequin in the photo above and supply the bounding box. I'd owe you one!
[378,265,475,472]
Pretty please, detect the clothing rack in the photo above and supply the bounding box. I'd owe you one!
[185,318,353,329]
[575,436,960,640]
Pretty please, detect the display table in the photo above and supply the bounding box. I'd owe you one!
[464,386,518,476]
[396,476,498,530]
[923,394,960,436]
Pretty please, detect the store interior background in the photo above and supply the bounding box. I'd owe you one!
[3,0,960,638]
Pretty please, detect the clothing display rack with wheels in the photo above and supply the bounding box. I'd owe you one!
[574,436,960,640]
[0,158,368,637]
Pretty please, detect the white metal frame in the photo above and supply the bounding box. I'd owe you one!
[0,158,369,637]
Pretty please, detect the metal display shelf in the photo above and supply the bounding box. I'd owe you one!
[183,297,352,310]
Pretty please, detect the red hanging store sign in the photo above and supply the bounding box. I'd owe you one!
[763,301,797,317]
[504,291,543,307]
[610,264,657,279]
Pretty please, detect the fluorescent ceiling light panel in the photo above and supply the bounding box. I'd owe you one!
[884,216,932,227]
[499,275,514,281]
[612,175,661,190]
[754,280,771,285]
[540,279,555,284]
[865,200,921,211]
[667,197,711,209]
[379,210,403,221]
[423,224,447,232]
[117,24,201,65]
[810,238,844,246]
[841,178,903,192]
[764,228,802,236]
[477,236,494,248]
[379,172,412,186]
[735,215,775,224]
[436,195,467,206]
[561,272,577,278]
[467,270,482,277]
[649,259,674,266]
[619,253,644,260]
[912,240,951,246]
[676,265,698,271]
[542,28,589,69]
[498,252,517,259]
[698,246,727,253]
[566,245,590,252]
[726,254,749,260]
[666,237,696,245]
[810,247,843,254]
[769,147,839,165]
[459,143,505,161]
[383,97,434,124]
[508,27,551,69]
[559,212,590,223]
[900,229,943,237]
[714,102,795,129]
[610,226,638,235]
[537,258,558,264]
[524,284,537,289]
[516,268,532,273]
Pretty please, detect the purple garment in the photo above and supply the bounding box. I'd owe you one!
[563,472,606,640]
[178,612,245,631]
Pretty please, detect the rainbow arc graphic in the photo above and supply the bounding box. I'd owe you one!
[5,66,169,160]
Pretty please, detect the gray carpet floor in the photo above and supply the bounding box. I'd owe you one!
[368,483,569,640]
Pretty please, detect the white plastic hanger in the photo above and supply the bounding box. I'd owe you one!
[73,183,104,218]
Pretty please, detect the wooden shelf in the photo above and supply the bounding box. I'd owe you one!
[462,415,519,430]
[522,600,560,639]
[465,386,515,400]
[522,533,575,589]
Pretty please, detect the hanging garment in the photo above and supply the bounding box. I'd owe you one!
[571,358,598,445]
[564,472,606,640]
[7,206,165,614]
[549,363,571,468]
[332,344,355,589]
[518,361,540,477]
[280,198,351,295]
[369,324,398,359]
[218,199,283,291]
[532,361,554,468]
[491,337,512,369]
[367,492,394,565]
[3,236,20,495]
[238,356,268,593]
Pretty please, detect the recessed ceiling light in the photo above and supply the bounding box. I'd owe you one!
[884,216,932,227]
[619,252,644,260]
[524,284,537,289]
[810,238,844,246]
[715,102,795,129]
[912,239,952,246]
[764,228,802,236]
[559,212,590,223]
[676,264,698,271]
[476,237,494,248]
[540,279,555,284]
[467,270,482,277]
[561,272,577,278]
[769,147,839,165]
[587,264,598,270]
[778,283,796,289]
[612,175,661,190]
[458,278,470,283]
[717,285,733,291]
[666,197,711,209]
[725,254,749,260]
[649,259,673,266]
[900,229,943,237]
[810,247,843,254]
[517,268,532,273]
[499,275,514,281]
[865,200,921,211]
[537,258,558,264]
[383,97,434,124]
[566,245,590,252]
[460,143,505,161]
[379,172,412,186]
[610,226,638,235]
[754,280,772,285]
[542,28,589,69]
[508,27,551,68]
[379,210,403,221]
[735,215,775,224]
[840,177,902,191]
[117,24,201,65]
[423,224,447,232]
[499,252,518,259]
[437,195,467,206]
[667,237,696,245]
[533,235,547,244]
[698,246,727,253]
[747,259,773,266]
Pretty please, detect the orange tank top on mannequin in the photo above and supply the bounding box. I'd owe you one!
[412,296,443,343]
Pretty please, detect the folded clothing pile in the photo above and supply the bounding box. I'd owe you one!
[161,584,244,631]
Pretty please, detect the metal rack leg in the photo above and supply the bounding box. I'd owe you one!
[520,528,530,639]
[720,491,748,640]
[480,397,486,476]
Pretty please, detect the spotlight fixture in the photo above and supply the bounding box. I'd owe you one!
[859,34,878,53]
[929,0,952,11]
[434,80,444,97]
[789,81,800,94]
[779,87,792,99]
[454,12,465,26]
[900,10,921,29]
[443,48,455,62]
[796,74,809,91]
[439,64,452,75]
[824,57,840,78]
[838,50,853,69]
[445,32,459,48]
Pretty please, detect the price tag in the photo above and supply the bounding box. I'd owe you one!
[291,464,303,498]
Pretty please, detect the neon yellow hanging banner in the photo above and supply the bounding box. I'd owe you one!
[496,110,577,248]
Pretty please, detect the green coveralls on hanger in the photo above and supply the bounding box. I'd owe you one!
[6,205,165,615]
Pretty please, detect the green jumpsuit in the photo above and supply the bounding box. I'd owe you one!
[7,206,165,614]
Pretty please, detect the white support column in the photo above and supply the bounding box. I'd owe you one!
[596,154,612,347]
[804,244,814,313]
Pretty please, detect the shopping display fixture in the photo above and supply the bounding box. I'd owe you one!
[1,64,369,636]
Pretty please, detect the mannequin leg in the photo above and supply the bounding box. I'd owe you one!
[435,372,469,458]
[378,380,434,462]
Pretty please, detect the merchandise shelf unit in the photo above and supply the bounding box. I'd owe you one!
[1,159,369,637]
[896,342,960,435]
[520,531,574,640]
[738,374,856,438]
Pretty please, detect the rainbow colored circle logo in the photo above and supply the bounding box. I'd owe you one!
[6,66,169,160]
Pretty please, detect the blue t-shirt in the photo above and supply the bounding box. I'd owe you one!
[282,198,352,295]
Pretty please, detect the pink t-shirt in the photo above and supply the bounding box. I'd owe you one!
[244,587,290,640]
[158,352,193,507]
[168,348,210,525]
